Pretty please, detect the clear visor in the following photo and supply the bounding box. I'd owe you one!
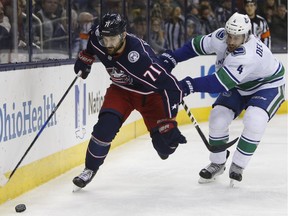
[98,34,122,48]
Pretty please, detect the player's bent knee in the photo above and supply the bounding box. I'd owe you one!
[92,112,122,143]
[243,106,269,135]
[209,105,234,131]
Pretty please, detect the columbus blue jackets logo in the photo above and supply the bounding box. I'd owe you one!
[107,67,133,85]
[128,51,140,63]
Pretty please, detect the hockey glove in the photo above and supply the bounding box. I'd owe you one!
[151,120,187,159]
[179,76,194,97]
[74,50,95,79]
[159,50,177,72]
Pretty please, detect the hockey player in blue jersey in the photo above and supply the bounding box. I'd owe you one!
[171,12,285,185]
[72,12,187,189]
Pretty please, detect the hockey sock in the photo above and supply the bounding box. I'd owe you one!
[85,136,111,171]
[233,106,269,168]
[85,113,122,170]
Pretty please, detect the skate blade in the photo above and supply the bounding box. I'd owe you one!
[198,177,216,184]
[229,179,236,188]
[72,185,82,192]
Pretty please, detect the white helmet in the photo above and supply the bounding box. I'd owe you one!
[225,12,251,41]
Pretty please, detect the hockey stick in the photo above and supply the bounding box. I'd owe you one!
[0,75,80,187]
[181,100,238,153]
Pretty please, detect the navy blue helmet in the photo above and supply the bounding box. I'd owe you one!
[99,13,127,36]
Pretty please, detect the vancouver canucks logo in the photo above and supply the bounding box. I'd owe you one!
[232,47,246,56]
[216,29,225,40]
[128,51,140,63]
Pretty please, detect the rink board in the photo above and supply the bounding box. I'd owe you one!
[0,54,287,204]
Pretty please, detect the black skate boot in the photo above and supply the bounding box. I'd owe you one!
[229,162,244,186]
[73,168,97,189]
[229,162,243,181]
[198,162,226,183]
[198,150,230,183]
[157,152,169,160]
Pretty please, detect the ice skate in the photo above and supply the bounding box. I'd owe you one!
[198,150,230,183]
[73,168,97,191]
[198,162,226,183]
[157,152,169,160]
[229,162,243,187]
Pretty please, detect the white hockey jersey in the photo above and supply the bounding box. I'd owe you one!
[191,28,285,96]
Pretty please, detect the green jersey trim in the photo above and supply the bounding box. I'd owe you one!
[215,67,238,90]
[192,35,206,55]
[237,64,285,92]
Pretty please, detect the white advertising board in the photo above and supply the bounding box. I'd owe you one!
[0,64,110,174]
[0,54,286,175]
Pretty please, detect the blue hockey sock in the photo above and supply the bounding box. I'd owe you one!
[85,136,111,171]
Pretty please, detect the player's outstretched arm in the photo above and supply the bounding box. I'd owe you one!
[179,74,227,96]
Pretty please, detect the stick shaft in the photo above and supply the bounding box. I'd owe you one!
[181,100,238,152]
[181,100,210,147]
[8,76,79,181]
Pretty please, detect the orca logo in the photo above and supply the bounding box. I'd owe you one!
[222,91,232,97]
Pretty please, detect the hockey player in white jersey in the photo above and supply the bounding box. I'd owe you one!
[170,12,286,184]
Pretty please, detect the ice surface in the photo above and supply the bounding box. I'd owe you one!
[0,114,287,216]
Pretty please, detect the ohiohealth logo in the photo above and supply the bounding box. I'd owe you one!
[74,83,104,139]
[0,94,56,143]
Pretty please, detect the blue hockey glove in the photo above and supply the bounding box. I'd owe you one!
[74,50,95,79]
[159,50,177,72]
[179,76,194,97]
[151,120,187,159]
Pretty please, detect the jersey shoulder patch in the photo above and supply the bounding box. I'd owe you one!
[128,51,140,63]
[215,29,225,41]
[231,46,246,56]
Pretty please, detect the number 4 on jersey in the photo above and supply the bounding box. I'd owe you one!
[237,65,243,74]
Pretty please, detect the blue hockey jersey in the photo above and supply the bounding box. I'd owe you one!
[85,26,183,117]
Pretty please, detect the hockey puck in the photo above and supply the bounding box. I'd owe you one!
[15,204,26,213]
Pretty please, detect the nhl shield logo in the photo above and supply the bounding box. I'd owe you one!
[128,51,140,63]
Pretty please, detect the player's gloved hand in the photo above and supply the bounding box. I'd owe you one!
[179,76,194,97]
[151,120,187,160]
[159,50,177,72]
[74,50,95,79]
